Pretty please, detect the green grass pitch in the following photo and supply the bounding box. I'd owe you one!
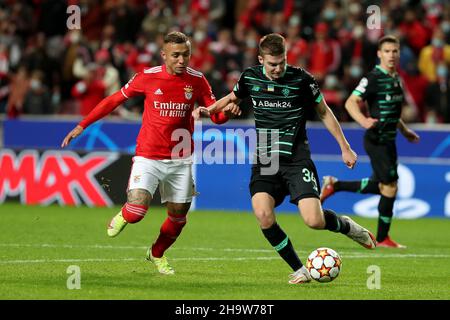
[0,202,449,300]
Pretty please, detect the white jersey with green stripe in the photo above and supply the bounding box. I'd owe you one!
[233,65,322,163]
[353,65,404,142]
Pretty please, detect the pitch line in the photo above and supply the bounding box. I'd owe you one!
[0,243,273,252]
[0,243,449,263]
[0,257,279,264]
[0,254,450,265]
[1,254,450,265]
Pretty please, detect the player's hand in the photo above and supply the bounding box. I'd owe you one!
[403,128,420,143]
[342,147,357,169]
[223,102,242,118]
[61,125,84,148]
[362,117,378,129]
[192,106,210,120]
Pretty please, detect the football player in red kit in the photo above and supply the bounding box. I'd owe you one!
[62,31,240,275]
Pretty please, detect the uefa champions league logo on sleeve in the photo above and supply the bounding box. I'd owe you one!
[353,164,430,219]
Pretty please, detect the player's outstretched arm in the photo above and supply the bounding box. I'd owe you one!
[193,92,242,120]
[316,98,357,169]
[61,125,84,148]
[61,91,128,148]
[211,92,242,114]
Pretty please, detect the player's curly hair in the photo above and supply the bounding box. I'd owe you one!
[259,33,286,56]
[164,31,189,44]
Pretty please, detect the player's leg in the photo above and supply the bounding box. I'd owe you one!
[107,189,152,237]
[297,198,375,249]
[250,165,310,284]
[287,159,376,249]
[107,157,157,237]
[146,160,193,274]
[320,176,380,203]
[369,141,405,248]
[320,134,384,203]
[147,201,190,275]
[251,192,311,284]
[377,181,405,248]
[377,181,397,242]
[287,159,345,232]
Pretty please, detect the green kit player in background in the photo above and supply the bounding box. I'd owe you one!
[194,33,376,285]
[320,35,420,248]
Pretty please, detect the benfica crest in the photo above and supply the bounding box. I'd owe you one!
[184,85,193,100]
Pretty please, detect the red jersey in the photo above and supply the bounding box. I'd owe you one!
[120,65,216,160]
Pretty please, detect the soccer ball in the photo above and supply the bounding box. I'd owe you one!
[306,247,342,283]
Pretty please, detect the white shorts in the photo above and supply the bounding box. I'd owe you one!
[128,156,194,204]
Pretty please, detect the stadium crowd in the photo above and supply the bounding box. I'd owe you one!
[0,0,449,123]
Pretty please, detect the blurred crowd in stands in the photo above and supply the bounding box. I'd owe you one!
[0,0,449,123]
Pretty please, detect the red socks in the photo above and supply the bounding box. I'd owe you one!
[121,203,148,223]
[151,212,187,258]
[121,205,187,258]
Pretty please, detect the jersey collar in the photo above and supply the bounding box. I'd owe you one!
[376,65,397,77]
[162,64,185,77]
[262,64,287,81]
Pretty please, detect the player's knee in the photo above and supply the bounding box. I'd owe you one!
[127,188,152,207]
[167,202,191,215]
[122,203,149,223]
[303,215,325,230]
[253,208,275,228]
[379,182,397,197]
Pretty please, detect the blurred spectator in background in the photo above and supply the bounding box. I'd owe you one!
[94,48,120,96]
[418,27,450,83]
[61,30,90,101]
[238,26,260,70]
[22,32,60,93]
[6,65,29,118]
[209,29,242,78]
[203,59,228,99]
[71,63,105,116]
[399,60,429,122]
[424,61,450,123]
[125,34,155,73]
[308,22,341,83]
[286,15,309,68]
[23,69,52,115]
[0,43,9,113]
[111,41,135,85]
[321,74,346,121]
[189,17,214,71]
[141,1,174,39]
[107,0,142,44]
[0,0,448,123]
[79,0,105,44]
[342,57,364,104]
[398,7,431,56]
